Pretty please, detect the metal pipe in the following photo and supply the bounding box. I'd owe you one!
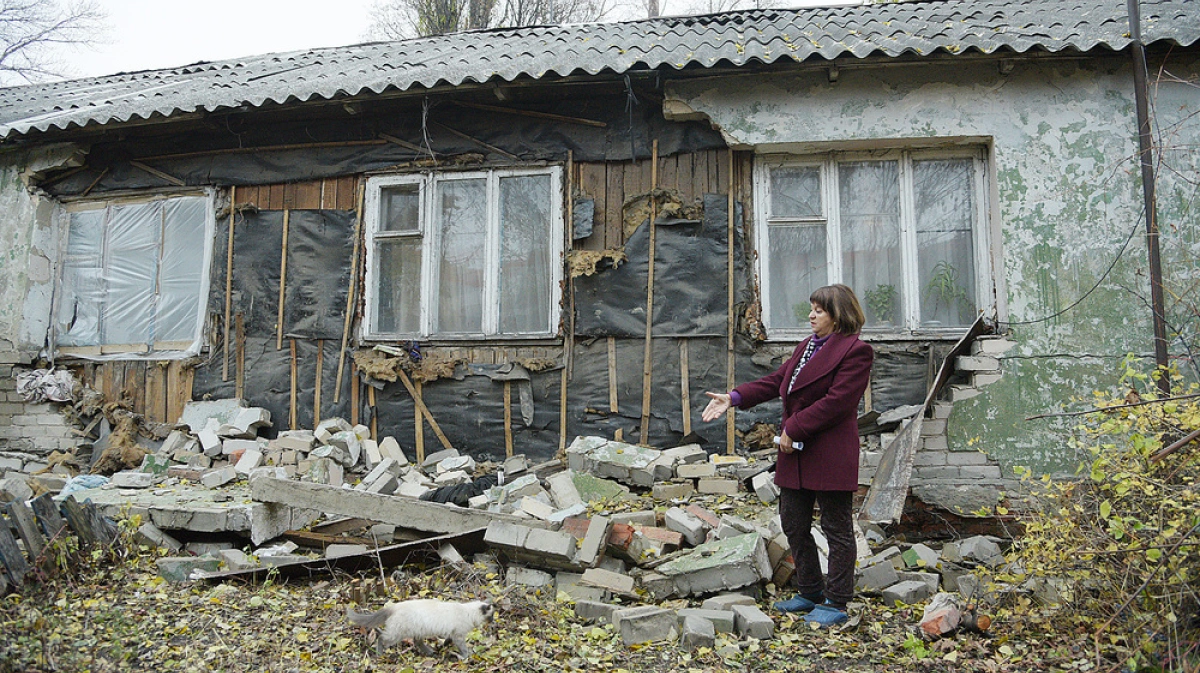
[1127,0,1170,394]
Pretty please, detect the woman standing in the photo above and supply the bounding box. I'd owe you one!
[702,284,873,627]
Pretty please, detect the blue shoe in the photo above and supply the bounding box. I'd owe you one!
[773,594,821,613]
[802,603,848,627]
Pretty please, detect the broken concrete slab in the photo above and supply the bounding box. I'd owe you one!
[253,477,545,538]
[856,558,900,593]
[180,399,246,433]
[701,593,757,612]
[134,521,182,553]
[578,515,611,567]
[556,571,607,602]
[567,437,662,488]
[219,548,259,571]
[664,506,707,546]
[680,614,716,650]
[882,579,935,605]
[157,555,221,582]
[507,565,555,588]
[110,470,161,489]
[581,567,634,595]
[575,599,618,623]
[654,533,771,597]
[377,436,408,465]
[272,430,315,452]
[571,472,631,503]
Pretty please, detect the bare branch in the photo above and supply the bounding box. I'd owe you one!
[0,0,107,85]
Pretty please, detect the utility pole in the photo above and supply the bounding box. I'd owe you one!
[1127,0,1171,394]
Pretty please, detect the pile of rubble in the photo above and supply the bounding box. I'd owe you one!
[2,397,1008,650]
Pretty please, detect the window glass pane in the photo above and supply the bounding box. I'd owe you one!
[104,202,159,345]
[57,210,105,346]
[499,174,552,334]
[374,238,422,334]
[839,161,902,328]
[380,184,421,233]
[915,159,976,327]
[157,197,207,342]
[435,178,486,334]
[768,224,827,329]
[770,167,822,219]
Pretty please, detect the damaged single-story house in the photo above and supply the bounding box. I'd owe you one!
[0,0,1197,519]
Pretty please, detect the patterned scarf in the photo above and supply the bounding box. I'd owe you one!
[787,334,830,392]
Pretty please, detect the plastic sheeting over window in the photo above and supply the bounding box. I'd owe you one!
[55,194,213,359]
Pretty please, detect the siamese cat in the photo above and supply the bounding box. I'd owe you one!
[347,598,494,658]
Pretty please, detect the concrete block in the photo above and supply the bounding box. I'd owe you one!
[664,506,707,546]
[654,533,771,598]
[200,465,237,488]
[612,511,657,527]
[519,496,557,521]
[680,615,716,650]
[363,471,399,495]
[958,536,1004,567]
[161,430,192,456]
[956,355,1000,372]
[248,466,288,482]
[179,399,246,433]
[972,337,1016,355]
[503,453,529,477]
[438,454,476,475]
[662,443,707,464]
[973,372,1003,387]
[523,528,578,567]
[856,559,900,593]
[306,458,343,487]
[902,543,940,570]
[156,556,220,583]
[922,435,949,451]
[652,481,695,501]
[507,566,555,588]
[484,520,531,551]
[677,608,735,634]
[377,436,408,465]
[219,548,259,571]
[490,473,545,504]
[272,430,315,452]
[701,593,757,612]
[186,541,235,556]
[960,465,1003,480]
[731,604,774,639]
[326,431,362,466]
[185,453,212,469]
[314,417,352,444]
[396,482,431,498]
[677,462,716,479]
[766,532,790,569]
[751,471,778,504]
[198,419,222,457]
[574,599,619,623]
[946,450,988,466]
[581,567,634,594]
[223,438,262,455]
[898,571,941,595]
[579,515,611,567]
[362,439,382,468]
[421,447,460,470]
[134,521,182,553]
[949,385,981,402]
[613,606,677,645]
[919,418,947,436]
[545,470,583,508]
[882,579,935,605]
[697,478,739,495]
[219,406,272,438]
[555,571,607,602]
[234,449,264,475]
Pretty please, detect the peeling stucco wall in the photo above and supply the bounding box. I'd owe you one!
[666,53,1200,478]
[0,153,55,362]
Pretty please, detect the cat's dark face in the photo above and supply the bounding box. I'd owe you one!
[479,602,496,622]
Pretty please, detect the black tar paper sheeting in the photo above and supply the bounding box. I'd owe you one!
[46,96,727,197]
[574,194,751,338]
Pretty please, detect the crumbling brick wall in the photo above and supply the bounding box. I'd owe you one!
[0,364,80,473]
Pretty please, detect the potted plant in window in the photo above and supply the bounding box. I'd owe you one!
[864,283,898,328]
[923,261,971,324]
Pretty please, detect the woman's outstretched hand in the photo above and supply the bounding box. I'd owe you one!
[701,391,731,422]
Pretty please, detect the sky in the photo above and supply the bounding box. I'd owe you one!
[54,0,379,79]
[51,0,857,81]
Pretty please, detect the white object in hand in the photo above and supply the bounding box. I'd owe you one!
[773,436,803,452]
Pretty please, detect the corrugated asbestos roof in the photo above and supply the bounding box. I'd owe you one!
[0,0,1196,140]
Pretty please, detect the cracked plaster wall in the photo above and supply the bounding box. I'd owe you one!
[0,154,55,363]
[666,54,1200,478]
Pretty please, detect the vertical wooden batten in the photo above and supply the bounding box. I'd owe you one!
[223,185,236,381]
[335,180,365,404]
[276,209,290,350]
[639,140,659,445]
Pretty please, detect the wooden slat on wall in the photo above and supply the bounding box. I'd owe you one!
[577,163,607,251]
[166,360,194,424]
[337,177,358,210]
[605,163,624,248]
[145,362,167,424]
[268,184,284,210]
[127,362,146,414]
[675,153,693,202]
[291,181,322,210]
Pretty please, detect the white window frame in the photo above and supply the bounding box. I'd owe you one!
[753,148,991,340]
[53,190,216,359]
[363,166,564,340]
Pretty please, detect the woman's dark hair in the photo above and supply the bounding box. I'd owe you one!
[809,284,866,335]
